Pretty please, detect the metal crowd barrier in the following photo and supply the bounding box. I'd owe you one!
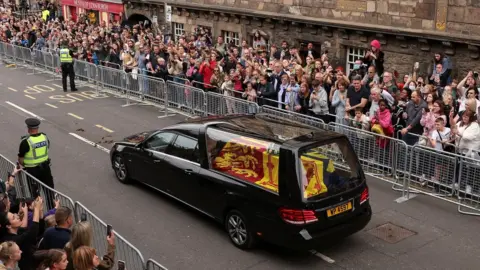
[74,202,146,270]
[0,154,75,214]
[1,42,480,218]
[146,259,169,270]
[261,105,327,130]
[0,153,165,269]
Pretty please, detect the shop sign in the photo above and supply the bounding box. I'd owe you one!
[62,0,124,14]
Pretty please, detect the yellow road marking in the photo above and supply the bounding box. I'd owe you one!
[7,87,17,92]
[45,103,58,108]
[95,124,114,133]
[25,95,36,99]
[52,84,62,88]
[68,113,84,120]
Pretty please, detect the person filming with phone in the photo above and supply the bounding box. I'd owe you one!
[0,196,43,270]
[65,221,115,270]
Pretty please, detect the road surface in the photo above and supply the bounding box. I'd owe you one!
[0,64,478,270]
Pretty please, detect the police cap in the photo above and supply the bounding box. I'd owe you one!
[25,118,41,129]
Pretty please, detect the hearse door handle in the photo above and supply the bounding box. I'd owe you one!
[153,160,161,163]
[184,169,194,175]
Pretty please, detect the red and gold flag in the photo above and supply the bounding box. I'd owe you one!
[213,137,331,196]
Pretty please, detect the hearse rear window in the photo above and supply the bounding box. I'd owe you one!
[300,141,360,199]
[206,128,280,194]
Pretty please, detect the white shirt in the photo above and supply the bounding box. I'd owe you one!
[456,122,480,155]
[430,128,451,151]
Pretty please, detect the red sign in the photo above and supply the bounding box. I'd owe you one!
[61,0,123,14]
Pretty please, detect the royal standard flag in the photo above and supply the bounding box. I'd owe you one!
[212,137,331,196]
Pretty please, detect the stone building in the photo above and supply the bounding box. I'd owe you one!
[125,0,480,78]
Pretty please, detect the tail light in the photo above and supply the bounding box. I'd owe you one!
[279,208,318,225]
[360,187,369,205]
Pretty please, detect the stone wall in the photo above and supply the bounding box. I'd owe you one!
[126,0,480,78]
[160,0,480,41]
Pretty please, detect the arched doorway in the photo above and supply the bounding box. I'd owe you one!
[124,13,151,28]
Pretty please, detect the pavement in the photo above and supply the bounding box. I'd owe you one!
[0,63,479,270]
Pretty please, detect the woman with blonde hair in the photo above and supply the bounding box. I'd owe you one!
[64,222,114,270]
[72,246,100,270]
[0,241,21,270]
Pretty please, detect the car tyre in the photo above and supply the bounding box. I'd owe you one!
[113,154,131,184]
[225,210,256,249]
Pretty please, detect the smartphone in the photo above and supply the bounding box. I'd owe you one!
[117,260,125,270]
[80,213,87,222]
[33,188,40,198]
[107,224,113,237]
[54,193,59,201]
[16,162,20,170]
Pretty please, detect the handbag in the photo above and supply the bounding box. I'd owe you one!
[437,130,455,153]
[371,124,384,135]
[418,136,428,146]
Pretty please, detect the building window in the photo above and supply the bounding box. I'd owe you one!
[346,47,366,75]
[172,22,185,42]
[222,30,240,47]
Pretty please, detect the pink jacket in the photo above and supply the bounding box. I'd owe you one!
[376,108,392,133]
[420,112,439,136]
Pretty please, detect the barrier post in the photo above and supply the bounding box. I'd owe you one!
[74,202,146,270]
[146,259,169,270]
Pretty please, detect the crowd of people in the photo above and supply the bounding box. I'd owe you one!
[0,3,479,188]
[0,166,115,270]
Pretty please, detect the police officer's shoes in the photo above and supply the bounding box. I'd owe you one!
[72,88,78,92]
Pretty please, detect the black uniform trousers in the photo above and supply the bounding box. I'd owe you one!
[61,62,76,91]
[25,162,55,209]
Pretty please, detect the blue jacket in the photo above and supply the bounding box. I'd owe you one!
[38,226,71,250]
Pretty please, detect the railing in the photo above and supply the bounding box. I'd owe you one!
[1,42,479,219]
[0,154,150,269]
[146,259,169,270]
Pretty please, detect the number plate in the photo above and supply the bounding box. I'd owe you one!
[326,201,353,217]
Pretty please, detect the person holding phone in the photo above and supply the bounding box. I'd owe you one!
[64,222,115,270]
[0,197,43,270]
[72,246,100,270]
[0,164,21,213]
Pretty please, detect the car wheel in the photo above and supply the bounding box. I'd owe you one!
[113,154,131,184]
[225,210,256,249]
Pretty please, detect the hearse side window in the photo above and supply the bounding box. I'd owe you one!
[299,141,360,199]
[166,135,200,163]
[206,127,280,194]
[145,132,175,152]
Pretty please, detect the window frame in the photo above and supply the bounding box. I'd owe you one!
[172,22,185,42]
[165,134,200,164]
[346,47,366,76]
[222,30,240,47]
[144,132,176,153]
[297,138,363,201]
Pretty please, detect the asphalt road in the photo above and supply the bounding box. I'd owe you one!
[0,63,479,270]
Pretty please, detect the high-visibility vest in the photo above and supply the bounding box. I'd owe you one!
[42,10,49,21]
[23,134,49,167]
[59,48,73,63]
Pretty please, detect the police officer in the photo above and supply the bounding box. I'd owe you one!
[18,118,54,190]
[59,41,77,92]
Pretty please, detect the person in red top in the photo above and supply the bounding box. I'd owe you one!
[199,52,217,91]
